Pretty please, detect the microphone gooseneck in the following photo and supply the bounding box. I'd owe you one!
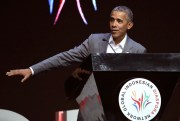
[103,38,116,53]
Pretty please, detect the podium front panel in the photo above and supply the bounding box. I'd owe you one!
[91,53,180,121]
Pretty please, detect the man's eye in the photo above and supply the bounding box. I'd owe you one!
[117,19,123,23]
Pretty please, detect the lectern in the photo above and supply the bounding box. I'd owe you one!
[66,53,180,121]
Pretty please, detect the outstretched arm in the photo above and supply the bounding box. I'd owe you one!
[6,34,93,82]
[6,68,32,83]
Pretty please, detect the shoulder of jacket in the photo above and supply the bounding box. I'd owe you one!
[90,33,110,36]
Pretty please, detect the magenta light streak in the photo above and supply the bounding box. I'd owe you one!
[54,0,66,25]
[48,0,54,14]
[76,0,88,25]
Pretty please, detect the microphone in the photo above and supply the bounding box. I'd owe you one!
[103,38,116,53]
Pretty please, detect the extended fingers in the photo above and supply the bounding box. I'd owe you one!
[6,70,19,76]
[6,69,26,76]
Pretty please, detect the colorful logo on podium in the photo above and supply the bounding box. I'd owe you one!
[118,78,161,121]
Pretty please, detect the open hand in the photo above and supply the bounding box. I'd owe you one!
[6,69,32,83]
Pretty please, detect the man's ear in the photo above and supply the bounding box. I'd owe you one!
[127,22,133,30]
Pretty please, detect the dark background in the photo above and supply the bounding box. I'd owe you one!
[1,0,180,121]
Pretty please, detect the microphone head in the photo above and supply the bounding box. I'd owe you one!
[102,38,108,42]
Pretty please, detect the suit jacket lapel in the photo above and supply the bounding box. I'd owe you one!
[122,36,133,53]
[99,33,111,53]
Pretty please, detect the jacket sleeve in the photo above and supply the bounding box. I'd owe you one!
[30,36,91,75]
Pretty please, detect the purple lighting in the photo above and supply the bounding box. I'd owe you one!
[92,0,97,11]
[76,0,88,25]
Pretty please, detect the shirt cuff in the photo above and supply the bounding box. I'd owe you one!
[29,67,34,75]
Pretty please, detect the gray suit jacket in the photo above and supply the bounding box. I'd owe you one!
[31,33,146,75]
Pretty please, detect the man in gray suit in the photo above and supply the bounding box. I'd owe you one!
[6,6,146,81]
[6,5,146,121]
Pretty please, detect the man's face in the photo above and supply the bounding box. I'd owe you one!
[110,11,133,40]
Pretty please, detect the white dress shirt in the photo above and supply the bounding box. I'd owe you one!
[106,34,127,53]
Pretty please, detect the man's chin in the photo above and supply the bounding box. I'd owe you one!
[111,32,124,39]
[111,34,119,39]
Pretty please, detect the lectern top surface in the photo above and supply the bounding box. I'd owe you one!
[91,53,180,72]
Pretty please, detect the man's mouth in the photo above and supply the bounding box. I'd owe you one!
[111,30,119,33]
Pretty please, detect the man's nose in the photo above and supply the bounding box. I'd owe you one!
[112,21,117,27]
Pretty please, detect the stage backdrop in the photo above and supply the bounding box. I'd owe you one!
[1,0,180,121]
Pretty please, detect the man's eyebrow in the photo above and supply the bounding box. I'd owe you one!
[116,18,123,21]
[110,17,123,22]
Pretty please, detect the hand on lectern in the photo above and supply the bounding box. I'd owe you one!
[6,69,32,83]
[72,68,91,81]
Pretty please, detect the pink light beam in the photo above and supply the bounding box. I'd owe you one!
[54,0,66,25]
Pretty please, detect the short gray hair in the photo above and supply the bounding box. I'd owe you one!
[111,6,133,22]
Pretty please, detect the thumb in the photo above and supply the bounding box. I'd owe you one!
[21,75,29,83]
